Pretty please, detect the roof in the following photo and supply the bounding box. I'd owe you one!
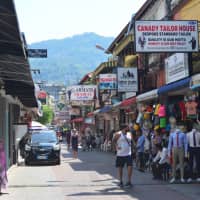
[0,0,37,107]
[134,0,154,20]
[79,72,93,84]
[106,23,129,54]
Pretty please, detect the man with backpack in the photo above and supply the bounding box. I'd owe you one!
[112,125,133,188]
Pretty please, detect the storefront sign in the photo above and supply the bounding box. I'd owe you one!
[165,53,189,84]
[66,85,98,101]
[99,74,117,90]
[135,20,199,52]
[117,68,138,92]
[190,74,200,90]
[27,49,47,58]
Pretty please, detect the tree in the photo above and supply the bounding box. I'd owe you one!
[38,105,54,125]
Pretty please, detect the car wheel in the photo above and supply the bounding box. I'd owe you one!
[56,158,61,165]
[25,159,30,166]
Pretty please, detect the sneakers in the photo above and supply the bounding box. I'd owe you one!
[187,178,192,183]
[124,182,133,188]
[180,178,185,183]
[169,177,175,184]
[118,181,123,187]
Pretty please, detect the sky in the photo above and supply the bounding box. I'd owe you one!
[14,0,146,44]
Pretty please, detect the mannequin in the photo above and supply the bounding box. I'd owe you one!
[186,120,200,183]
[168,121,188,183]
[169,116,177,133]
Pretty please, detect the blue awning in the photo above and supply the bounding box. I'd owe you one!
[158,77,190,95]
[99,106,112,113]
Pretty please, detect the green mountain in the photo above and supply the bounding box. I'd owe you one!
[29,33,114,85]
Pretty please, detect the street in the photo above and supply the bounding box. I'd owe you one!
[3,143,200,200]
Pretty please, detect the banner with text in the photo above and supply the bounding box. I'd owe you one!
[66,85,98,101]
[117,68,138,92]
[135,20,199,52]
[99,74,117,90]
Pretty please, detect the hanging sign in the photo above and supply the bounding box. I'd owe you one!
[135,20,199,52]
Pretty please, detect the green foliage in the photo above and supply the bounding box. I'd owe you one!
[38,105,54,125]
[29,33,113,85]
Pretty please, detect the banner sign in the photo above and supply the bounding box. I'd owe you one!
[99,74,117,90]
[135,20,199,52]
[27,49,47,58]
[66,85,98,101]
[117,68,138,92]
[165,53,189,84]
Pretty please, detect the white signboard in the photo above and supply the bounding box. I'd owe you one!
[99,74,117,90]
[135,20,199,52]
[66,85,98,101]
[117,68,138,92]
[165,53,189,84]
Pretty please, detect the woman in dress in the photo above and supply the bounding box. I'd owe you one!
[0,139,8,195]
[71,129,79,158]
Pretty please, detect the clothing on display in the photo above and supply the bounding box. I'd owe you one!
[185,100,198,119]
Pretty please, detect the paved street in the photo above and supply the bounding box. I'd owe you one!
[2,143,200,200]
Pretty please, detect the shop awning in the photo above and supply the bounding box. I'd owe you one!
[0,0,37,108]
[99,106,112,113]
[87,112,94,117]
[136,89,158,102]
[190,73,200,90]
[71,117,83,123]
[158,77,190,95]
[120,96,136,107]
[93,109,100,115]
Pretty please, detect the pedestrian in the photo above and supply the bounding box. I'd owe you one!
[0,139,8,195]
[66,129,71,150]
[71,129,79,159]
[112,125,133,188]
[136,128,145,172]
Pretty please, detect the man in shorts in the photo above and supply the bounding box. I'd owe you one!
[112,125,133,188]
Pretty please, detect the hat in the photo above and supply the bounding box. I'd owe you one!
[133,123,140,131]
[154,125,160,131]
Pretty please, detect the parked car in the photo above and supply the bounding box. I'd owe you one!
[24,130,61,165]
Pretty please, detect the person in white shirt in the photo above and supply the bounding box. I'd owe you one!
[186,121,200,183]
[151,143,169,180]
[112,125,133,188]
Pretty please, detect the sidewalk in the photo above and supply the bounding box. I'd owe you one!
[3,143,200,200]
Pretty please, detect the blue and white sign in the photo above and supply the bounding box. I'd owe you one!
[99,74,117,90]
[117,68,138,92]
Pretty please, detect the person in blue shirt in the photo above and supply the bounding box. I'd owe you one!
[168,128,188,183]
[136,129,145,172]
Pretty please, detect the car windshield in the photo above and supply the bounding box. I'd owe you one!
[31,131,57,144]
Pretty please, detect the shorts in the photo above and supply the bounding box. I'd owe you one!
[116,155,133,168]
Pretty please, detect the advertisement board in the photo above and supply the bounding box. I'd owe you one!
[165,53,189,84]
[99,74,117,90]
[135,20,199,52]
[66,85,98,101]
[117,68,138,92]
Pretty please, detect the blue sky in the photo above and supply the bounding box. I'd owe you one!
[14,0,146,44]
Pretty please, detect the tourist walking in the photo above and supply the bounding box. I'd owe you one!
[112,125,133,188]
[71,129,79,159]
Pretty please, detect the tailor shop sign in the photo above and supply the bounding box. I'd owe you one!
[67,85,98,101]
[135,20,199,52]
